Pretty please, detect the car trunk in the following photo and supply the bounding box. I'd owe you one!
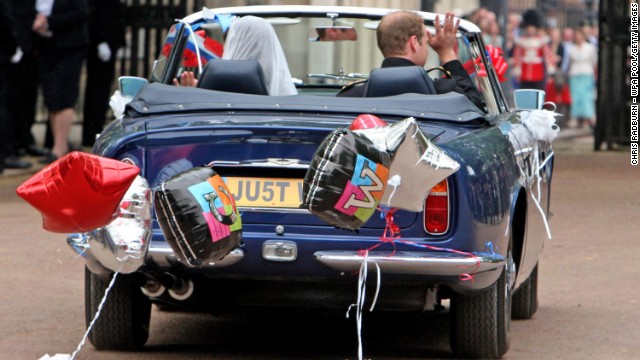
[144,118,420,230]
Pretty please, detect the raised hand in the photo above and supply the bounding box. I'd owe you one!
[427,12,460,64]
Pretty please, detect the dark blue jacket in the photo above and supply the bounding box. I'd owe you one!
[46,0,90,49]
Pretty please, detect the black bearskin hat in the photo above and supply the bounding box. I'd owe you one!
[521,8,545,29]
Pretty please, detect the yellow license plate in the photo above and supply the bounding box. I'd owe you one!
[224,177,304,208]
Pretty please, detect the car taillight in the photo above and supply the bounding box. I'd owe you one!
[424,179,449,235]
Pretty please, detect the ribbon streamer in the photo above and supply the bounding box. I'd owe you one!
[346,252,381,360]
[530,149,554,240]
[67,273,120,360]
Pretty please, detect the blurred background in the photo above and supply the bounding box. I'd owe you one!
[28,0,632,153]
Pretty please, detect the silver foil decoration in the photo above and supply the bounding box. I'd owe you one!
[88,175,152,273]
[356,118,460,212]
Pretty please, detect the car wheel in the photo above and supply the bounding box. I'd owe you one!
[450,244,513,359]
[85,267,151,350]
[512,263,538,320]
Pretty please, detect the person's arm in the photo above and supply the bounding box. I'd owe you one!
[428,12,485,110]
[435,60,486,110]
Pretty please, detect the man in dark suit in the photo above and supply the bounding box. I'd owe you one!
[338,11,484,110]
[0,1,15,174]
[82,0,125,148]
[7,0,48,161]
[1,1,34,171]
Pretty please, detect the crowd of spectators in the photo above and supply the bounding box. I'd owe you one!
[469,7,599,130]
[0,4,601,176]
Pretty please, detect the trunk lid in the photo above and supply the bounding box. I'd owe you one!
[143,112,468,230]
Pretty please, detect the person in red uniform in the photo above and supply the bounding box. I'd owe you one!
[512,9,551,91]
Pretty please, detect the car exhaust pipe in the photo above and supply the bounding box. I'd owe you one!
[134,272,166,297]
[160,272,194,301]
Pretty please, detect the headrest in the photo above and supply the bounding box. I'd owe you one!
[197,59,269,95]
[364,66,436,97]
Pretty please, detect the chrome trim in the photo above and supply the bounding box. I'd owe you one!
[184,6,482,34]
[69,234,245,270]
[209,158,309,169]
[314,250,505,276]
[147,242,245,267]
[238,206,309,214]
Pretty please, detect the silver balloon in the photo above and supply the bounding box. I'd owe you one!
[356,118,460,212]
[88,175,152,273]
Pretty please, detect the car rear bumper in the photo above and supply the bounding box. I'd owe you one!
[314,250,505,277]
[68,233,244,277]
[72,231,505,294]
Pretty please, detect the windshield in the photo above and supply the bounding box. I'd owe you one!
[152,13,504,113]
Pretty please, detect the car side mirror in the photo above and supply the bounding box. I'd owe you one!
[119,76,149,98]
[513,89,546,110]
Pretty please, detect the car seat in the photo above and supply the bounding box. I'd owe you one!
[197,59,269,95]
[363,66,436,97]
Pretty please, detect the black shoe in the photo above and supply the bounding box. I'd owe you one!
[26,145,50,157]
[39,153,59,164]
[4,156,33,169]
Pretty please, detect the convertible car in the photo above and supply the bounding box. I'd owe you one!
[70,5,554,359]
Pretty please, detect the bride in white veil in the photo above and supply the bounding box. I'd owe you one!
[222,16,297,96]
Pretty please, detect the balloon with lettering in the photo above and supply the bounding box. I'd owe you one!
[16,151,140,233]
[302,128,390,230]
[354,118,460,212]
[154,166,242,267]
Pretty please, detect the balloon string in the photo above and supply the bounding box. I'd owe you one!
[531,149,553,240]
[346,251,381,360]
[357,207,400,257]
[371,207,480,282]
[70,272,119,360]
[398,240,481,282]
[348,207,484,359]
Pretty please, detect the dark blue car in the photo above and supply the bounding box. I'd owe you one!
[71,6,554,359]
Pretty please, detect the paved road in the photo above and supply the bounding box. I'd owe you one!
[1,136,639,359]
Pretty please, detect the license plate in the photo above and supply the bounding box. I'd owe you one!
[224,177,304,208]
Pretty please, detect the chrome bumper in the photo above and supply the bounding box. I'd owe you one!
[67,233,244,275]
[314,250,505,277]
[145,242,244,267]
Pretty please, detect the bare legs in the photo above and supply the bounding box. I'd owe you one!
[50,107,73,158]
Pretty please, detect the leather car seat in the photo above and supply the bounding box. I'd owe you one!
[197,59,269,95]
[363,66,436,97]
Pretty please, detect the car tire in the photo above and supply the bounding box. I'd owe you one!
[85,267,152,350]
[450,243,513,359]
[512,263,538,320]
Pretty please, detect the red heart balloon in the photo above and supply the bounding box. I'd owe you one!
[16,152,140,233]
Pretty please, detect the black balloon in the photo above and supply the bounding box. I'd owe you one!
[302,129,390,230]
[154,166,242,267]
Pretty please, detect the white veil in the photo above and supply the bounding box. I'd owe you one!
[222,16,297,96]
